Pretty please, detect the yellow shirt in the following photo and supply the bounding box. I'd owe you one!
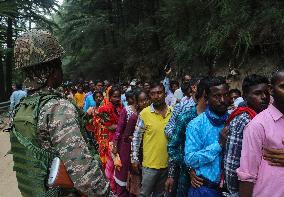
[74,92,85,108]
[139,105,172,169]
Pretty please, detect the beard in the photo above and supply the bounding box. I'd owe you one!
[153,100,165,107]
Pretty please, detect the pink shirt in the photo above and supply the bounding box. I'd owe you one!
[237,104,284,197]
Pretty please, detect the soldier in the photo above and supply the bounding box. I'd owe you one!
[10,30,114,197]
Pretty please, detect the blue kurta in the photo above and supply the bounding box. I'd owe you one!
[184,112,223,184]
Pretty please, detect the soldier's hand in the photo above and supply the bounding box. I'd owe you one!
[165,177,174,193]
[189,169,203,188]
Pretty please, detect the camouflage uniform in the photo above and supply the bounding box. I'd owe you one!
[12,30,115,197]
[37,93,114,196]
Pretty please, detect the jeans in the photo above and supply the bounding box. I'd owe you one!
[188,186,222,197]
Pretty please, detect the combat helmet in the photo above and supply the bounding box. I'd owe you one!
[14,30,65,69]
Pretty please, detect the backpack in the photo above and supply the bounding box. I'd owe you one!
[10,93,100,197]
[10,94,61,197]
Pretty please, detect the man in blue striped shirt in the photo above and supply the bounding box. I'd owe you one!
[164,78,201,138]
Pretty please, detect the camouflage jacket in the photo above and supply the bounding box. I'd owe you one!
[37,97,114,196]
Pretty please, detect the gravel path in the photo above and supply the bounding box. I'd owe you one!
[0,118,21,197]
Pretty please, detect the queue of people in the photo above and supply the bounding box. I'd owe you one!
[9,30,284,197]
[60,69,284,197]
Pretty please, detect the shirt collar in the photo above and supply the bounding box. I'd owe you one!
[150,103,155,112]
[268,104,284,121]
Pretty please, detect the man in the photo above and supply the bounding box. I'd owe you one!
[9,83,27,111]
[83,80,104,112]
[224,74,270,197]
[165,80,179,106]
[237,69,284,197]
[229,89,241,104]
[227,88,242,113]
[11,83,17,92]
[95,80,104,92]
[184,76,230,196]
[120,83,129,107]
[224,74,270,196]
[179,82,192,103]
[144,81,151,95]
[10,30,113,196]
[164,77,199,138]
[165,78,207,196]
[74,86,85,108]
[175,76,196,103]
[183,74,192,84]
[132,81,172,197]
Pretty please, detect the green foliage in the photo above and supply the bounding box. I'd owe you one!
[0,0,58,101]
[55,0,284,79]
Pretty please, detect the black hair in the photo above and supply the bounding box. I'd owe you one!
[195,77,208,101]
[170,80,179,88]
[189,77,202,87]
[122,82,129,87]
[15,83,23,90]
[93,90,103,97]
[125,90,135,100]
[150,81,165,92]
[181,82,191,94]
[271,67,284,86]
[204,76,227,96]
[92,90,103,101]
[134,89,147,101]
[109,86,121,97]
[95,80,103,85]
[229,89,241,96]
[180,77,203,95]
[242,74,269,94]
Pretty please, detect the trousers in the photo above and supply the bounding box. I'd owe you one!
[139,167,167,197]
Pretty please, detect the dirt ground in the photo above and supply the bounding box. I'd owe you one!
[0,117,21,197]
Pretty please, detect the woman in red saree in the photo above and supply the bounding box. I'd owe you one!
[94,86,122,193]
[85,91,104,149]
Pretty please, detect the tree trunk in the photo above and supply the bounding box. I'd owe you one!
[5,17,13,99]
[0,49,5,101]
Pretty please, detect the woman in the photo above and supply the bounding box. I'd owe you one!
[86,91,104,145]
[112,90,149,197]
[95,86,122,193]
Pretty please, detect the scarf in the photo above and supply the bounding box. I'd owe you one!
[205,106,229,126]
[226,106,257,124]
